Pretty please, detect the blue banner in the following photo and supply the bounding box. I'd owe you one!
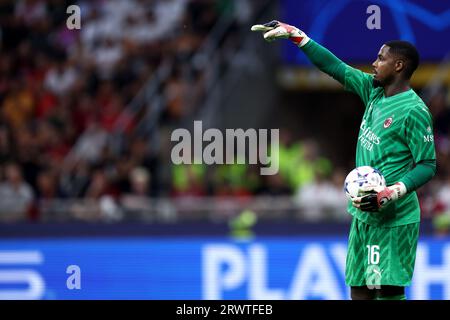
[280,0,450,64]
[0,237,449,300]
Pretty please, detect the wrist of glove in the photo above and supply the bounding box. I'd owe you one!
[251,20,310,47]
[352,182,407,212]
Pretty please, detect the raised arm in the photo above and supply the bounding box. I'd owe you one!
[252,21,375,106]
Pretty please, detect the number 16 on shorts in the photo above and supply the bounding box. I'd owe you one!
[366,245,380,265]
[366,245,381,289]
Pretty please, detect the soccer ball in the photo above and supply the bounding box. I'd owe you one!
[344,166,386,200]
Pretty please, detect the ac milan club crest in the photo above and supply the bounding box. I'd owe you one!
[383,117,393,128]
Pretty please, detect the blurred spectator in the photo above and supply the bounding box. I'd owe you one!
[121,166,152,217]
[213,161,255,198]
[71,168,122,221]
[44,60,78,96]
[72,121,109,164]
[426,86,450,137]
[14,0,47,27]
[436,175,450,214]
[59,159,90,198]
[36,169,61,200]
[277,138,332,192]
[0,125,11,162]
[257,172,292,196]
[294,168,348,222]
[84,168,117,199]
[432,175,450,236]
[92,37,125,79]
[171,163,206,198]
[2,79,34,129]
[327,169,351,221]
[0,162,34,222]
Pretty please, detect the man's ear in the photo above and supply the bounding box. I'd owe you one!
[395,60,405,73]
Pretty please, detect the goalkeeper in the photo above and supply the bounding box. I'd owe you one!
[252,21,436,300]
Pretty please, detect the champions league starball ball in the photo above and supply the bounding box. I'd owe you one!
[344,166,386,199]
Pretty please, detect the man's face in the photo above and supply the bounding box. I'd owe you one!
[372,45,398,87]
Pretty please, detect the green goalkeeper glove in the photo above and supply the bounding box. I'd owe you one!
[251,20,310,47]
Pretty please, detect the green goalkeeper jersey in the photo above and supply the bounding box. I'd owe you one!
[301,40,436,227]
[345,69,435,227]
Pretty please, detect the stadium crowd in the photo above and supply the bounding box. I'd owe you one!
[0,0,449,228]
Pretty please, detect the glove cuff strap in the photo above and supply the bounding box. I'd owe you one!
[390,182,407,200]
[291,33,310,47]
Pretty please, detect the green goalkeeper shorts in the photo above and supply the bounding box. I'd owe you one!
[345,217,420,287]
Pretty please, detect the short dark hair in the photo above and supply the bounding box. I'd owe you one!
[384,40,420,79]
